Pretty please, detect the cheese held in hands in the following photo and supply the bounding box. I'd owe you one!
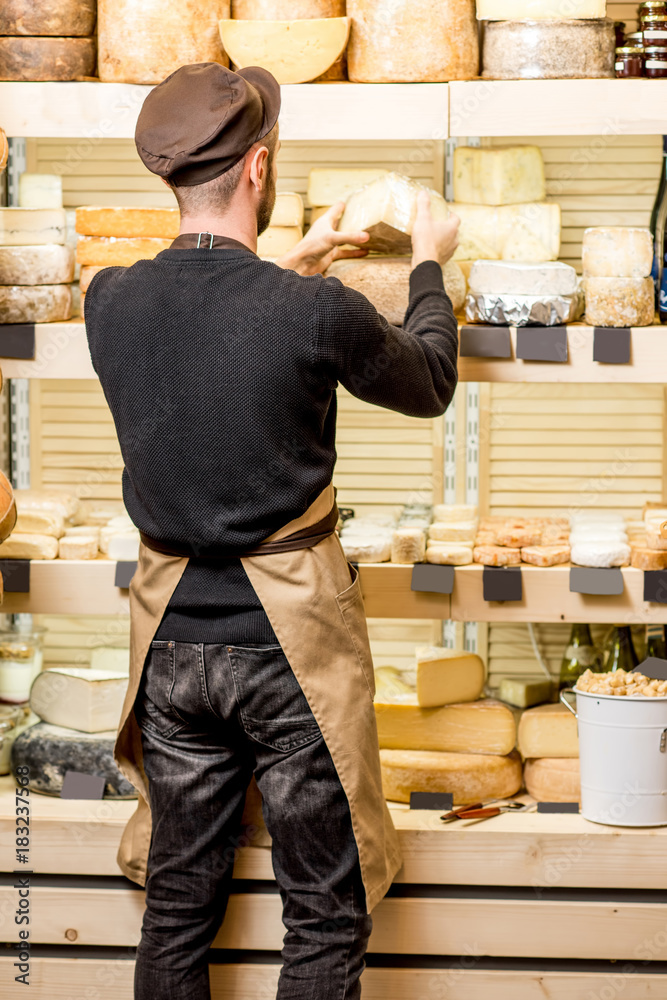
[339,173,449,254]
[416,646,485,707]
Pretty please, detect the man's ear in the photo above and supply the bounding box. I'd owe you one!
[248,145,270,193]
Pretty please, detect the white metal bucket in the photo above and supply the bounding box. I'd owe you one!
[560,687,667,827]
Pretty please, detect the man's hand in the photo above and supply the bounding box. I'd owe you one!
[411,191,460,270]
[276,202,369,276]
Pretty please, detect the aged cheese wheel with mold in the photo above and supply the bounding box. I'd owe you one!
[0,245,74,285]
[0,0,97,36]
[0,284,72,324]
[0,36,96,81]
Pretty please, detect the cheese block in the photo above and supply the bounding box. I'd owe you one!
[0,0,97,36]
[79,265,107,293]
[521,545,570,567]
[473,545,521,566]
[97,0,230,85]
[453,146,546,206]
[271,192,305,229]
[0,245,74,285]
[453,202,561,262]
[482,18,615,80]
[429,522,477,543]
[14,489,81,525]
[570,540,630,568]
[415,647,485,708]
[433,504,478,522]
[14,509,64,538]
[375,696,516,755]
[65,525,101,543]
[468,260,578,297]
[0,208,67,246]
[391,528,425,565]
[308,168,389,207]
[256,226,303,258]
[426,544,473,565]
[0,533,59,560]
[107,531,140,561]
[11,722,137,798]
[498,675,553,709]
[476,0,604,17]
[18,174,63,210]
[30,668,127,734]
[347,0,479,83]
[523,757,581,803]
[340,173,449,255]
[326,257,467,321]
[0,36,96,81]
[495,526,541,547]
[76,237,172,267]
[582,227,653,279]
[0,284,72,324]
[380,748,523,805]
[517,703,579,759]
[219,17,350,84]
[58,535,99,560]
[631,546,667,570]
[75,206,179,239]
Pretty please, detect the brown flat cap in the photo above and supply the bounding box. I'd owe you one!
[135,62,281,187]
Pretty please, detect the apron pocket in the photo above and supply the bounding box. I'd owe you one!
[135,640,188,739]
[335,566,376,700]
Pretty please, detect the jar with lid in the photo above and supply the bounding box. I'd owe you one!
[640,0,667,16]
[643,14,667,46]
[626,30,644,44]
[645,45,667,75]
[0,628,45,705]
[614,20,626,45]
[615,46,645,76]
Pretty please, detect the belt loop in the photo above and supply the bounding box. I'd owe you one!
[197,231,214,249]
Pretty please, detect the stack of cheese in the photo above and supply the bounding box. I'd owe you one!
[340,511,396,563]
[11,666,136,798]
[465,259,581,327]
[376,648,523,804]
[569,511,630,568]
[631,503,667,570]
[390,503,433,564]
[320,170,466,320]
[0,203,74,324]
[474,515,570,567]
[425,503,478,565]
[582,227,655,328]
[0,0,96,81]
[518,702,580,803]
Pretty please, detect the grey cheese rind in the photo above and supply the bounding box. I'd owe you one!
[0,245,75,285]
[0,284,72,323]
[0,36,96,81]
[482,18,615,80]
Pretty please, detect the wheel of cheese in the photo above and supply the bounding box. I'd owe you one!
[0,128,8,173]
[0,36,96,81]
[0,284,72,324]
[0,0,97,37]
[76,236,172,267]
[75,206,179,239]
[523,757,580,803]
[220,17,349,84]
[0,245,75,286]
[347,0,478,82]
[231,0,347,78]
[97,0,230,85]
[380,748,523,805]
[0,471,17,544]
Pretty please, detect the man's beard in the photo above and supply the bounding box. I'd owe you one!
[256,167,277,237]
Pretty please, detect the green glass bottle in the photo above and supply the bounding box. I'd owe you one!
[559,623,602,690]
[603,625,639,673]
[646,623,667,659]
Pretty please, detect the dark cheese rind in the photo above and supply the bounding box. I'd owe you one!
[10,722,137,798]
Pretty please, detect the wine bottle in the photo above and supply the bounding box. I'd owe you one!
[650,134,667,322]
[559,623,602,689]
[603,625,639,673]
[646,622,667,659]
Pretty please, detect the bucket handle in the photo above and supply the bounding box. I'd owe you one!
[560,688,577,717]
[661,730,667,753]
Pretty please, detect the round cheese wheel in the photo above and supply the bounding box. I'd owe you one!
[0,0,97,36]
[380,748,523,805]
[0,245,75,286]
[0,36,96,81]
[97,0,230,85]
[231,0,347,78]
[523,757,580,803]
[0,284,72,324]
[347,0,478,83]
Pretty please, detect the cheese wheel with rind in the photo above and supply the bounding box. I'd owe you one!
[0,36,96,81]
[0,0,97,36]
[76,237,172,267]
[326,257,466,321]
[75,207,179,239]
[79,266,106,293]
[0,245,74,285]
[219,17,350,84]
[375,696,517,755]
[426,545,473,565]
[584,276,654,328]
[58,535,99,559]
[0,208,67,247]
[29,667,127,734]
[582,227,653,279]
[476,0,604,17]
[231,0,347,77]
[380,748,523,805]
[0,284,72,324]
[517,703,579,759]
[523,757,581,803]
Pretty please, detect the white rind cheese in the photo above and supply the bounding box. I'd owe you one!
[453,202,561,261]
[380,748,523,805]
[582,227,653,279]
[219,17,350,84]
[30,668,128,734]
[468,260,577,296]
[0,208,67,247]
[477,0,605,18]
[58,535,99,559]
[340,173,449,254]
[0,533,60,559]
[426,544,473,565]
[0,244,74,285]
[453,145,546,206]
[570,540,631,568]
[0,284,72,324]
[308,168,390,207]
[15,509,65,538]
[18,174,63,209]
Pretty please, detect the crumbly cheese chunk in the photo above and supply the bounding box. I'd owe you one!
[584,276,654,327]
[453,145,546,206]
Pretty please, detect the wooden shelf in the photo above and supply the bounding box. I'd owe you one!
[1,320,94,380]
[0,81,449,141]
[1,559,130,615]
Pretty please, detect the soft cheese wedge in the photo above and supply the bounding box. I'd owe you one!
[415,647,485,707]
[381,748,523,804]
[517,703,579,758]
[340,173,449,254]
[374,696,517,755]
[30,667,128,733]
[219,17,350,84]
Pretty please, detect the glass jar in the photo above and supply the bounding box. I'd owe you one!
[640,0,667,15]
[643,16,667,46]
[642,12,667,26]
[615,46,645,76]
[626,31,644,44]
[614,20,626,46]
[645,45,667,75]
[0,629,44,705]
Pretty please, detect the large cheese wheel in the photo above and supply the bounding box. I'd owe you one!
[0,208,67,247]
[97,0,230,85]
[523,757,581,803]
[75,206,179,239]
[327,257,466,322]
[347,0,478,82]
[219,17,349,84]
[0,36,96,81]
[0,245,74,285]
[380,748,523,805]
[0,284,72,324]
[0,0,97,36]
[231,0,347,78]
[76,236,172,267]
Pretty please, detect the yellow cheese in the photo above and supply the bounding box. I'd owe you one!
[271,192,305,228]
[218,17,350,84]
[453,202,561,262]
[257,226,303,258]
[517,703,579,759]
[0,208,67,246]
[18,174,63,210]
[79,266,107,293]
[0,533,59,559]
[416,647,485,708]
[340,173,449,254]
[76,237,172,267]
[375,696,516,755]
[308,168,390,207]
[453,146,546,206]
[523,757,581,802]
[380,748,523,805]
[374,666,414,702]
[14,510,64,538]
[75,207,179,239]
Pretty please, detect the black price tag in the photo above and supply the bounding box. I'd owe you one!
[569,567,624,596]
[61,771,105,800]
[635,657,667,681]
[0,324,36,360]
[411,564,455,595]
[483,566,522,602]
[593,328,631,364]
[643,571,667,604]
[114,561,138,589]
[516,327,568,363]
[459,325,512,359]
[0,559,30,593]
[409,792,454,811]
[537,802,579,814]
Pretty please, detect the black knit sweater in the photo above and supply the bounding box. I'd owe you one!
[86,246,458,642]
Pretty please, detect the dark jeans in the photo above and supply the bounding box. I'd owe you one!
[133,640,372,1000]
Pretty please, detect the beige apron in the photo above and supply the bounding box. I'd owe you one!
[114,484,402,912]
